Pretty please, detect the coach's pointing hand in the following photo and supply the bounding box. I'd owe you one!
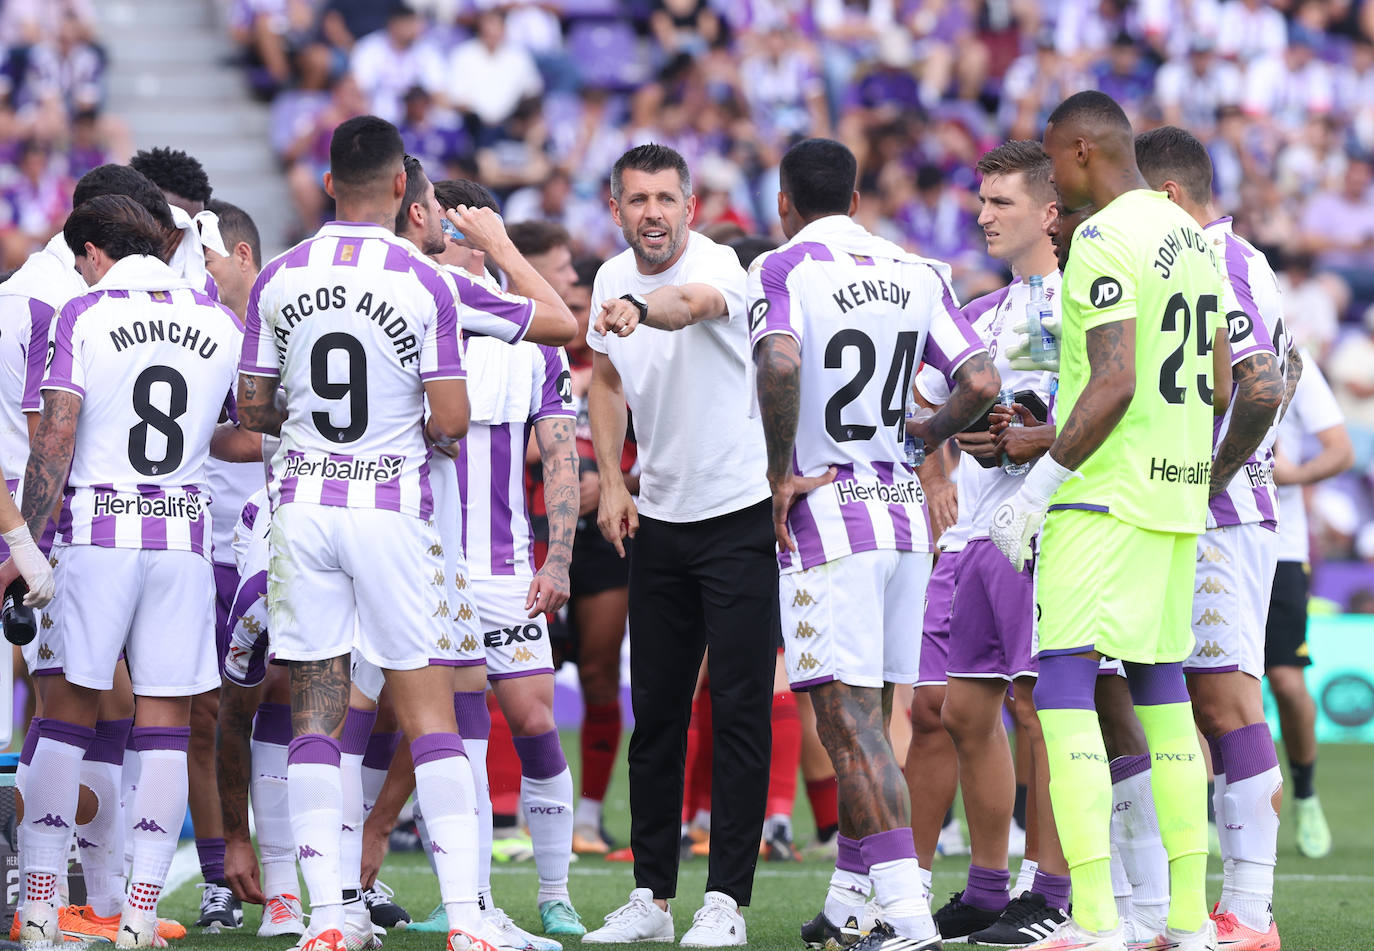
[596,297,641,337]
[769,468,837,553]
[597,478,639,557]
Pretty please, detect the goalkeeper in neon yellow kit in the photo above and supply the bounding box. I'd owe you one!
[989,91,1223,951]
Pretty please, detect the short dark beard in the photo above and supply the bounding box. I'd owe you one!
[625,219,685,268]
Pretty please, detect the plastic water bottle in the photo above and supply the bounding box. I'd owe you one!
[904,400,934,468]
[2,578,35,646]
[1000,387,1030,476]
[1026,275,1057,368]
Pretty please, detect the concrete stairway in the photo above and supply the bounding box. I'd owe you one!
[95,0,295,257]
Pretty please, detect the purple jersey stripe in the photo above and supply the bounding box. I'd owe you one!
[890,504,913,548]
[453,271,536,335]
[57,486,74,542]
[417,453,433,520]
[873,461,895,484]
[488,422,515,575]
[140,485,168,550]
[376,461,402,511]
[1252,483,1276,524]
[278,450,302,506]
[384,242,411,273]
[22,297,55,412]
[188,486,207,555]
[836,467,877,553]
[789,494,827,569]
[320,454,351,506]
[1223,236,1274,350]
[456,443,469,557]
[281,239,318,269]
[90,484,117,547]
[333,239,363,267]
[960,284,1012,324]
[1208,491,1240,525]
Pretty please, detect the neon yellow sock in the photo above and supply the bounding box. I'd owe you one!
[1135,701,1209,932]
[1036,707,1116,932]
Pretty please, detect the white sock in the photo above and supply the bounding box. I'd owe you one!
[464,737,493,913]
[869,858,936,940]
[1113,766,1170,935]
[1214,771,1232,911]
[287,736,345,933]
[250,736,297,900]
[574,797,602,831]
[1109,837,1132,929]
[121,740,140,883]
[126,728,191,917]
[1012,858,1038,899]
[78,757,126,917]
[825,868,870,924]
[1224,765,1280,932]
[24,729,91,901]
[521,767,574,905]
[340,750,364,895]
[918,865,933,903]
[412,734,480,931]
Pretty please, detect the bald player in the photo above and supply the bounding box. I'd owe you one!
[990,91,1223,951]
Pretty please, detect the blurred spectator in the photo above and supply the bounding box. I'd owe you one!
[448,9,543,140]
[0,0,95,49]
[1217,0,1288,62]
[397,85,472,179]
[283,73,367,233]
[1090,32,1155,118]
[1242,33,1335,130]
[62,108,113,180]
[1278,251,1343,362]
[349,3,444,123]
[738,26,829,147]
[317,0,397,55]
[651,0,725,57]
[1299,158,1374,304]
[227,0,318,97]
[20,10,104,119]
[1324,306,1374,467]
[1155,39,1242,136]
[0,140,69,267]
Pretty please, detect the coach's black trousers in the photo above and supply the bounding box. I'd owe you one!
[627,498,778,906]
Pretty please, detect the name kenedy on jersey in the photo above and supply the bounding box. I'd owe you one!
[832,278,913,314]
[271,285,419,365]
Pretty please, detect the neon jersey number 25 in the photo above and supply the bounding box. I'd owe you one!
[1157,292,1216,407]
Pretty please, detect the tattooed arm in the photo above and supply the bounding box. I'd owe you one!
[755,334,836,551]
[1209,350,1285,496]
[1046,319,1135,470]
[21,391,80,542]
[236,373,285,436]
[217,679,266,903]
[1278,346,1303,422]
[529,416,579,616]
[907,352,1001,448]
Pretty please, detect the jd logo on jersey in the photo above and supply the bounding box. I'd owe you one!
[749,299,770,332]
[557,369,573,405]
[1090,276,1122,308]
[1227,310,1252,344]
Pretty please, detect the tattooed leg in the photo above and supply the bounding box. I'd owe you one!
[288,655,351,739]
[811,681,910,838]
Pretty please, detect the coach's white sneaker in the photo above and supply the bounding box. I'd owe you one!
[18,900,59,950]
[582,889,674,944]
[680,892,746,948]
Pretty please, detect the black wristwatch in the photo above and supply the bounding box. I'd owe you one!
[620,293,649,323]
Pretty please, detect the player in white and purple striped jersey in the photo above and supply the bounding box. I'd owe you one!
[236,116,494,951]
[1136,126,1293,951]
[750,139,1000,951]
[14,195,242,951]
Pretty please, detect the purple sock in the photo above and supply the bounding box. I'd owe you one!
[1216,722,1277,782]
[362,731,401,771]
[1109,753,1150,785]
[1207,733,1226,777]
[857,827,917,867]
[1030,869,1071,911]
[196,837,226,884]
[252,703,293,746]
[453,691,491,740]
[19,717,44,766]
[340,707,378,757]
[512,729,567,780]
[836,834,868,874]
[963,863,1010,912]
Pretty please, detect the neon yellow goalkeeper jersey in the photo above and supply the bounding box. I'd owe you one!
[1052,188,1223,534]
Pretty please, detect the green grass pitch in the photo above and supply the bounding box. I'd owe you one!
[158,741,1373,951]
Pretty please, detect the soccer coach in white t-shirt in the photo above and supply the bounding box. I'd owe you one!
[582,143,774,947]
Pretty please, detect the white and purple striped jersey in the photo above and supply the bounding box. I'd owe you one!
[437,262,537,344]
[240,222,465,520]
[43,255,242,558]
[448,335,574,578]
[916,274,1060,541]
[0,234,85,518]
[1205,217,1293,530]
[747,214,985,572]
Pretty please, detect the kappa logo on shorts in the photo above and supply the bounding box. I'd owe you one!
[1196,639,1227,657]
[1195,576,1230,595]
[37,644,53,661]
[456,604,474,621]
[432,570,445,586]
[241,615,262,635]
[791,590,815,608]
[1196,609,1227,627]
[40,614,52,629]
[433,601,451,619]
[460,635,478,652]
[513,647,535,663]
[455,575,468,589]
[436,635,452,651]
[429,542,444,557]
[795,621,818,639]
[1198,545,1229,564]
[796,653,820,671]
